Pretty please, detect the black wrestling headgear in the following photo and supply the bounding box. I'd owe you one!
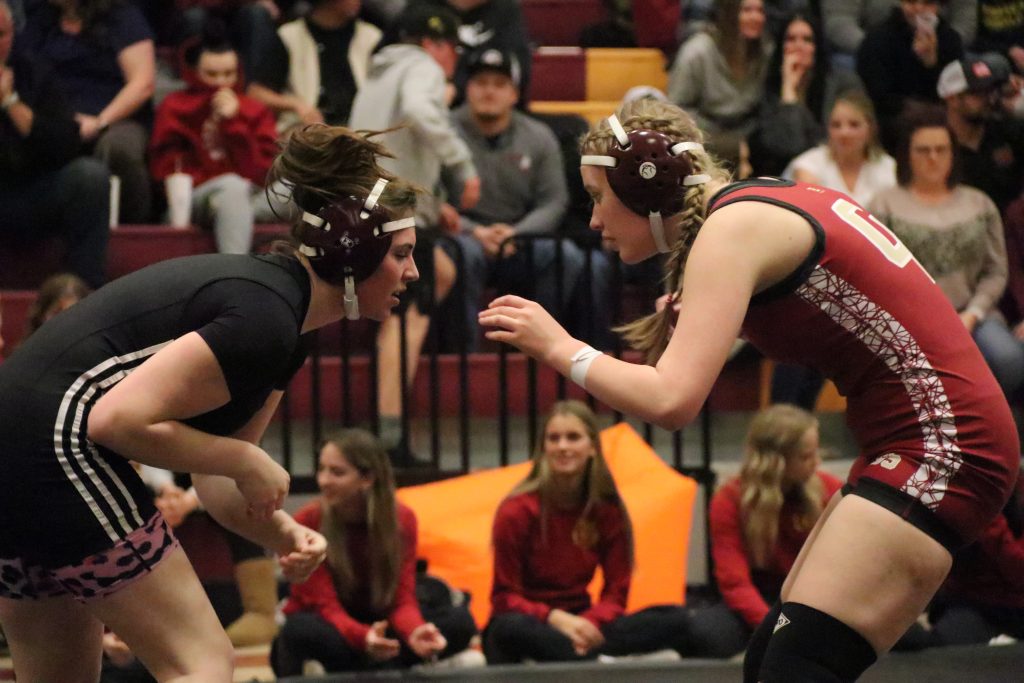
[298,178,415,319]
[581,115,710,253]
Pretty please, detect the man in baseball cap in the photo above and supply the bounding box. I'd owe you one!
[938,52,1024,210]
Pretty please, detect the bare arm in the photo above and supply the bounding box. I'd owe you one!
[97,40,155,126]
[87,332,289,518]
[481,202,815,429]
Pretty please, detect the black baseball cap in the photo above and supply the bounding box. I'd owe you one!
[397,4,460,44]
[465,48,521,87]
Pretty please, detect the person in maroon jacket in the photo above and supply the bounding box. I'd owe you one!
[149,26,278,253]
[271,428,478,675]
[684,404,842,658]
[485,400,689,664]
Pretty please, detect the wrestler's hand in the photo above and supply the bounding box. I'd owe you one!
[479,295,573,364]
[277,523,327,583]
[235,446,290,520]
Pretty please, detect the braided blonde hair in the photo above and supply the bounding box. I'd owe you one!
[582,99,732,363]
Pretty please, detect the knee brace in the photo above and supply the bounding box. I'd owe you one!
[759,602,877,683]
[743,600,782,683]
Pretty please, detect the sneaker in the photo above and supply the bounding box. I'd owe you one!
[988,634,1018,646]
[414,648,487,671]
[598,649,682,663]
[302,659,327,675]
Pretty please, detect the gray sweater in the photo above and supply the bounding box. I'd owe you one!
[451,107,568,235]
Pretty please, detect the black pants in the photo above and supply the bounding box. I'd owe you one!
[678,602,753,659]
[0,156,110,287]
[483,605,691,664]
[930,598,1024,646]
[271,601,478,675]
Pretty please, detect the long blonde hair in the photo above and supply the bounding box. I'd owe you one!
[582,98,732,363]
[506,401,633,562]
[318,429,401,613]
[738,404,824,569]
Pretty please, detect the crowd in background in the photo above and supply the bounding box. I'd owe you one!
[3,0,1024,677]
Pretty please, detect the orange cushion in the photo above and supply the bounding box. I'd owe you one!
[397,422,697,627]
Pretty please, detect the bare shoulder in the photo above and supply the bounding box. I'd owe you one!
[697,200,817,291]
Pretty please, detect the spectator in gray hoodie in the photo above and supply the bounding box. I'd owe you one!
[348,3,480,463]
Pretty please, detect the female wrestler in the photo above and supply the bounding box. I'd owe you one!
[0,124,420,682]
[480,98,1020,681]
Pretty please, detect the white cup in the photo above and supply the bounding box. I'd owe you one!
[108,175,120,229]
[165,172,194,229]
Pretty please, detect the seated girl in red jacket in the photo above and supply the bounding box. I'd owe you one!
[149,23,278,254]
[485,400,689,663]
[271,429,478,675]
[683,403,843,658]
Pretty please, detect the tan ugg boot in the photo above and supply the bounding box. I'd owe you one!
[225,557,279,647]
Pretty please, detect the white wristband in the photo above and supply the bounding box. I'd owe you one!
[569,345,603,389]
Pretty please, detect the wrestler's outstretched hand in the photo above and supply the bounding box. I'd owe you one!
[278,523,327,583]
[479,295,574,363]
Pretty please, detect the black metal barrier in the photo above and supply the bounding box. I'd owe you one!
[276,232,717,580]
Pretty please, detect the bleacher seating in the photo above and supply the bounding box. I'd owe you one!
[585,48,668,101]
[528,47,587,101]
[521,0,608,47]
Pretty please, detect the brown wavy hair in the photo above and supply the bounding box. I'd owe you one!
[317,428,401,613]
[265,124,420,257]
[581,98,732,363]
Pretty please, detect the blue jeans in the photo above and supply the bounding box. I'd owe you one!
[446,232,611,350]
[973,317,1024,400]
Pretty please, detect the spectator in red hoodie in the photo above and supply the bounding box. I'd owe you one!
[682,404,842,658]
[149,25,278,253]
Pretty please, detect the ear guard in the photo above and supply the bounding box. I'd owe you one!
[581,114,710,253]
[298,178,415,320]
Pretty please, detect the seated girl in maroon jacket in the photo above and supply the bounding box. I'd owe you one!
[271,429,477,675]
[682,404,842,658]
[485,400,689,663]
[149,24,278,254]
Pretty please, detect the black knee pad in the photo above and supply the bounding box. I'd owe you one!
[759,602,877,683]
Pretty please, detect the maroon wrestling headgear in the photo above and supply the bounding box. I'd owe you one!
[581,114,710,253]
[298,178,415,319]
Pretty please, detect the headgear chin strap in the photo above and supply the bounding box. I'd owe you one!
[297,178,415,320]
[581,114,711,253]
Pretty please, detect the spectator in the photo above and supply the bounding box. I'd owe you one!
[23,272,92,339]
[999,194,1024,349]
[417,0,532,108]
[668,0,773,168]
[938,52,1024,211]
[824,0,975,67]
[19,0,156,223]
[682,404,842,658]
[149,27,278,253]
[868,107,1024,401]
[248,0,382,132]
[784,90,896,205]
[748,10,863,175]
[973,0,1024,71]
[927,471,1024,646]
[174,1,283,81]
[485,400,690,663]
[856,0,964,151]
[449,48,608,349]
[272,429,480,674]
[348,3,477,461]
[0,0,109,289]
